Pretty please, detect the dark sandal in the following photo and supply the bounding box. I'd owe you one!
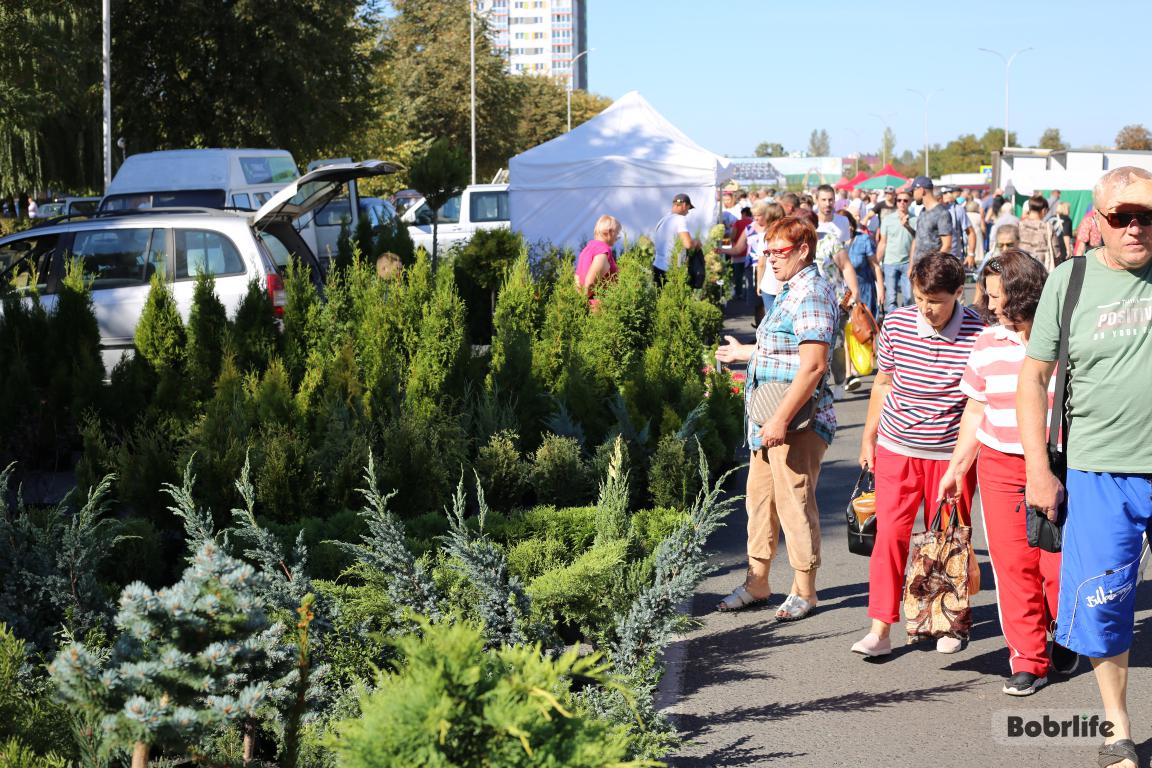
[1098,738,1138,768]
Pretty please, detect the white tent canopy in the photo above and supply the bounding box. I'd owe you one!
[509,91,731,253]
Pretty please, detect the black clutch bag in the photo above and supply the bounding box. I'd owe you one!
[1022,499,1064,553]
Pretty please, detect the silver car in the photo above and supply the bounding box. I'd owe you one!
[0,160,398,374]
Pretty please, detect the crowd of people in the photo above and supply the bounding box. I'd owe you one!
[571,167,1151,768]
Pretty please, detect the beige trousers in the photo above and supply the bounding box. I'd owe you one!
[746,429,828,572]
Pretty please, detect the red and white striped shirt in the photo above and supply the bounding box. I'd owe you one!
[876,304,985,456]
[959,325,1055,455]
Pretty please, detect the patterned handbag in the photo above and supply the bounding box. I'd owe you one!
[902,500,979,642]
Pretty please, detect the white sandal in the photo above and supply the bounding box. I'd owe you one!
[716,584,770,612]
[775,594,818,621]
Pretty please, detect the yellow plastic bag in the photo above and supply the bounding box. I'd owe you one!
[846,321,874,376]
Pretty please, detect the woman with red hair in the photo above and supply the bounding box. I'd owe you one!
[714,216,839,620]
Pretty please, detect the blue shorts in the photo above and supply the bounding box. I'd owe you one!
[1054,470,1152,658]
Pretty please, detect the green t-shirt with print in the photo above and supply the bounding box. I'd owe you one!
[1027,250,1152,473]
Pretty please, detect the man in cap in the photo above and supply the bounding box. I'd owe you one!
[1019,166,1152,768]
[940,186,976,269]
[651,193,699,286]
[909,176,952,262]
[873,186,897,223]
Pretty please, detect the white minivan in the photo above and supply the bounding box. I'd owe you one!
[100,148,301,213]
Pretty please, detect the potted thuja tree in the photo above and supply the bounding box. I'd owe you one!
[408,137,468,270]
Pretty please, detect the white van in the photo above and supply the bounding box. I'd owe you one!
[401,183,510,253]
[100,149,300,213]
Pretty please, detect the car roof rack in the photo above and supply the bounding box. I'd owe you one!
[32,207,251,226]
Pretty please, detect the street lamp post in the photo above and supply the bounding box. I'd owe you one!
[469,0,476,184]
[102,0,111,190]
[907,88,941,177]
[978,47,1033,149]
[566,48,594,132]
[868,111,897,166]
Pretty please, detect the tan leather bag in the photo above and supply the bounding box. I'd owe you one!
[747,381,819,432]
[849,302,878,344]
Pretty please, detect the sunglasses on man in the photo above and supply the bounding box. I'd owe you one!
[896,197,911,203]
[1098,209,1152,228]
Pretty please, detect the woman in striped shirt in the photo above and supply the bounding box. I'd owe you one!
[852,252,985,658]
[936,249,1076,696]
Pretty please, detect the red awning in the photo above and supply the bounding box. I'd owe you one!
[869,164,907,181]
[835,170,870,190]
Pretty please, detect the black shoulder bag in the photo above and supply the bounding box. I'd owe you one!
[1028,256,1086,552]
[687,246,706,289]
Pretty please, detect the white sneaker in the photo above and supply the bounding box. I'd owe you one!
[936,636,964,654]
[832,384,845,401]
[845,376,862,392]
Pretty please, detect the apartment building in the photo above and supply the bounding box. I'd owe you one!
[476,0,588,90]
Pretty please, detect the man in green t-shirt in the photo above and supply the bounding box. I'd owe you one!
[1019,167,1152,768]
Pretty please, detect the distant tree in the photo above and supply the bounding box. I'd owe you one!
[881,128,897,165]
[509,76,612,155]
[0,3,102,198]
[979,127,1017,152]
[754,142,785,158]
[378,0,522,180]
[113,0,379,164]
[407,138,468,268]
[1038,128,1069,151]
[808,129,830,157]
[1115,124,1152,151]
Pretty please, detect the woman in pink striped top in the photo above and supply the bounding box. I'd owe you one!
[936,249,1076,697]
[852,252,985,659]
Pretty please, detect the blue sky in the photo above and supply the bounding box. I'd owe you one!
[586,0,1149,158]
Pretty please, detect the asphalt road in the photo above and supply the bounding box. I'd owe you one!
[658,297,1152,768]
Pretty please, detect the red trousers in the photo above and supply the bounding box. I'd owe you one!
[868,445,977,625]
[978,445,1061,676]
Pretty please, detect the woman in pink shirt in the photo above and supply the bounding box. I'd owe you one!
[937,249,1076,696]
[575,215,620,300]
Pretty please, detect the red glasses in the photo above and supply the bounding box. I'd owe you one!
[765,243,798,258]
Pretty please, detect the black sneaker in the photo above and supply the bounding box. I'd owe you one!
[1003,671,1048,696]
[1049,641,1081,676]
